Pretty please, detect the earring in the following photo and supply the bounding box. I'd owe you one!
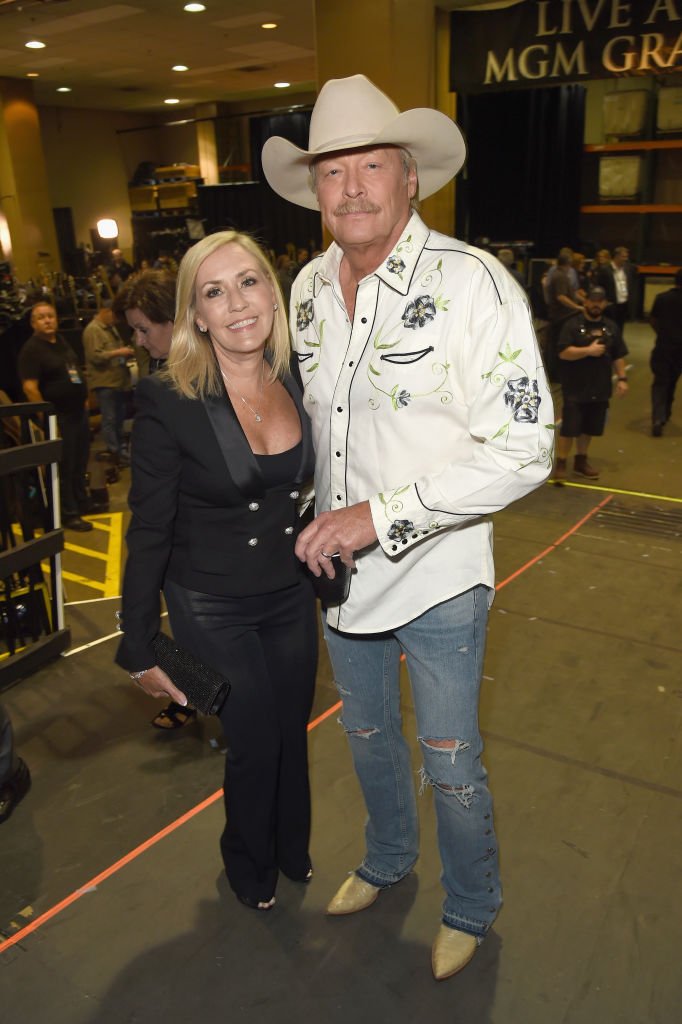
[197,324,208,334]
[273,303,279,311]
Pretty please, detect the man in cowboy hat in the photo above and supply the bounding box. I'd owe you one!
[262,75,553,980]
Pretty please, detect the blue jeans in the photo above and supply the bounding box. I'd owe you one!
[323,585,501,937]
[95,387,127,456]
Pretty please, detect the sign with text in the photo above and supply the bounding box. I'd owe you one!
[450,0,682,92]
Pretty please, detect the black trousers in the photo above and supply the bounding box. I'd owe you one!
[650,342,682,426]
[163,576,318,903]
[57,409,90,517]
[0,703,17,785]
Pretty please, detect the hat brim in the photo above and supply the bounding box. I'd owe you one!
[262,108,466,211]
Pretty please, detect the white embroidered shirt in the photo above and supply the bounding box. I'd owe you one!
[290,212,554,633]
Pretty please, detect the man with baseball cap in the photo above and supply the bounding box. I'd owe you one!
[554,285,628,481]
[262,75,553,979]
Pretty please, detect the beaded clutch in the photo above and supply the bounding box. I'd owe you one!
[152,633,231,716]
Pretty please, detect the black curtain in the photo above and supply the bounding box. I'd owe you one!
[197,183,322,259]
[457,85,585,255]
[250,110,312,183]
[196,109,321,258]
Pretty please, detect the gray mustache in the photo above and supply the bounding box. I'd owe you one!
[334,201,381,216]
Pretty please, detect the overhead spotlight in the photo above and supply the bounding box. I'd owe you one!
[172,65,189,71]
[261,22,277,29]
[25,40,46,49]
[274,82,290,89]
[57,87,72,93]
[26,72,40,78]
[164,98,180,104]
[97,219,118,240]
[183,3,206,11]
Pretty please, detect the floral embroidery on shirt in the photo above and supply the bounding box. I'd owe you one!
[294,288,325,380]
[296,298,314,331]
[386,255,406,276]
[366,258,452,411]
[387,518,414,540]
[482,340,553,466]
[402,295,437,330]
[504,377,541,423]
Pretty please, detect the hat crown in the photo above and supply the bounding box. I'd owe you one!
[308,74,400,155]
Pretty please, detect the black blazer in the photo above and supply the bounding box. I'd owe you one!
[115,369,314,672]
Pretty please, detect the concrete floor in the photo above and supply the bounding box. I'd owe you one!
[1,322,680,1023]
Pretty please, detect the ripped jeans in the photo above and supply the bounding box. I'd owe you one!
[323,585,501,937]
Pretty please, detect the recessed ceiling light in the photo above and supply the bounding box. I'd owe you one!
[25,40,46,49]
[274,82,290,89]
[57,87,72,93]
[172,65,189,72]
[261,22,277,29]
[184,3,206,11]
[164,98,180,104]
[26,72,40,78]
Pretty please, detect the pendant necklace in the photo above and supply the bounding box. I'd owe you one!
[220,361,265,422]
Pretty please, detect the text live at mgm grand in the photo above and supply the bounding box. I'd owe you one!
[450,1,682,92]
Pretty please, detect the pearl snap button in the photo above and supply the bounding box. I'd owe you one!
[289,490,299,499]
[284,526,294,535]
[248,538,258,547]
[249,502,259,511]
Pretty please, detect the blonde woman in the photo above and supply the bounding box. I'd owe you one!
[116,231,317,910]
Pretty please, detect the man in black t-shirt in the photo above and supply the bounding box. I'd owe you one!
[18,302,93,531]
[554,286,629,482]
[649,269,682,437]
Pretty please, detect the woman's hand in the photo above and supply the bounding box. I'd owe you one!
[130,665,188,707]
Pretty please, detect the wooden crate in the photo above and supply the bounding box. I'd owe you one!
[128,185,158,212]
[155,164,200,181]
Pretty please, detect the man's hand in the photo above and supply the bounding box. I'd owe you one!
[588,340,606,357]
[130,665,187,707]
[295,501,378,577]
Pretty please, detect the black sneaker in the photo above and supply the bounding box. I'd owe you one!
[652,422,663,437]
[63,516,94,532]
[0,759,31,824]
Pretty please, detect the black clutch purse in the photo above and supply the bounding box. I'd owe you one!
[297,502,352,607]
[152,633,231,716]
[306,555,351,607]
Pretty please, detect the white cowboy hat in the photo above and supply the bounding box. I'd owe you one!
[261,74,466,210]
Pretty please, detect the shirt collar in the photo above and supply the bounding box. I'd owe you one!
[312,211,430,298]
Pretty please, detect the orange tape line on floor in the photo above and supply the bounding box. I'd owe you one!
[497,493,614,591]
[0,497,611,956]
[0,702,343,956]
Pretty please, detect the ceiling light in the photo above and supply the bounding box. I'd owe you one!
[183,3,206,11]
[164,98,180,104]
[57,87,72,93]
[97,219,118,240]
[26,72,39,78]
[25,40,46,49]
[261,22,277,29]
[172,65,189,71]
[274,82,290,89]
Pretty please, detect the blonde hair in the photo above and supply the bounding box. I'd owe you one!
[165,230,291,400]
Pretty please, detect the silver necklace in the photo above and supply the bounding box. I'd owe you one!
[220,362,265,422]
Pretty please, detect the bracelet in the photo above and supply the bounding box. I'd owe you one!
[129,668,153,680]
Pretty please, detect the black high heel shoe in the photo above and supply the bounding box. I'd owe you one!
[237,894,276,911]
[280,859,314,884]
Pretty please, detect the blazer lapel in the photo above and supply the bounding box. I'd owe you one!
[203,390,265,498]
[282,370,313,485]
